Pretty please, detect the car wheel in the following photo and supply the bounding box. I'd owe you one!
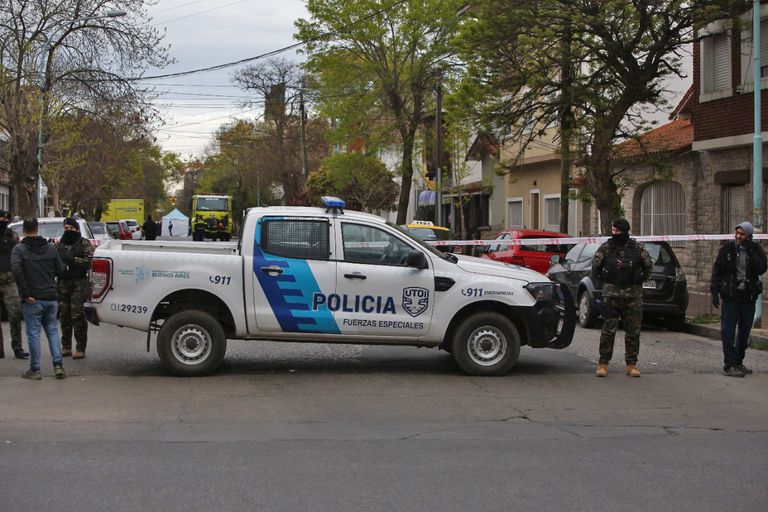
[668,314,687,331]
[452,312,520,376]
[157,310,226,376]
[578,291,598,328]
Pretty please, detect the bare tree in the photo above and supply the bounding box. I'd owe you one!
[0,0,170,215]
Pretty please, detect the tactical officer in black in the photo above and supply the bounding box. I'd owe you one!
[710,221,767,377]
[0,210,28,359]
[55,217,94,359]
[592,218,653,377]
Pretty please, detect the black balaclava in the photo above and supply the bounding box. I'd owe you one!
[61,217,81,244]
[612,218,630,244]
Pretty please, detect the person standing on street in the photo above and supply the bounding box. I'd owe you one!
[592,218,653,378]
[710,221,767,377]
[0,210,28,359]
[143,215,157,241]
[11,218,65,380]
[55,218,94,359]
[168,220,173,237]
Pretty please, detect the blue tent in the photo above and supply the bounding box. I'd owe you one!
[161,208,189,237]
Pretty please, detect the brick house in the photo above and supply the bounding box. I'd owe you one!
[590,2,768,293]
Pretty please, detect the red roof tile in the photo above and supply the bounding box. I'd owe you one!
[612,119,692,160]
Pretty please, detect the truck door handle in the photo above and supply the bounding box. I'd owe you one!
[344,273,367,280]
[260,265,284,276]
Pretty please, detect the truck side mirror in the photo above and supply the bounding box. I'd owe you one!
[549,254,561,264]
[405,251,428,269]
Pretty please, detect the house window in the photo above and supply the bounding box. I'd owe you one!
[640,182,685,236]
[507,198,523,228]
[701,31,731,95]
[530,191,540,229]
[544,195,560,232]
[722,185,745,234]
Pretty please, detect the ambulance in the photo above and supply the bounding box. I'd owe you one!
[85,198,575,376]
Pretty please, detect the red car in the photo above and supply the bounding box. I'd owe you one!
[480,229,573,274]
[105,220,132,240]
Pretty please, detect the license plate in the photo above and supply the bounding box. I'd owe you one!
[642,280,656,289]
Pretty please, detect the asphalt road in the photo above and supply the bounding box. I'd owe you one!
[1,322,767,512]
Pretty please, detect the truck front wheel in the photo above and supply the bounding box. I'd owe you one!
[452,312,520,376]
[157,310,227,376]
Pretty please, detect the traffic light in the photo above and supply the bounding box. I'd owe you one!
[171,197,176,206]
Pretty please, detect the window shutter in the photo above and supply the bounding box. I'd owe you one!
[760,20,768,77]
[712,34,730,91]
[508,201,523,229]
[640,182,685,236]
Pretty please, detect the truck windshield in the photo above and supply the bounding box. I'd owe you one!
[196,197,229,211]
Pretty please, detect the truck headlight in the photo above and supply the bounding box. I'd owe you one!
[525,282,555,302]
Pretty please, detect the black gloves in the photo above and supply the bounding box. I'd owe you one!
[711,293,719,309]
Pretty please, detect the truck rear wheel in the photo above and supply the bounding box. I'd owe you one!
[157,310,227,376]
[452,312,520,376]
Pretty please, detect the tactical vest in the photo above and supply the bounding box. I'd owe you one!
[603,239,645,286]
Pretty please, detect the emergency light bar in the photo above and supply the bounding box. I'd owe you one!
[321,196,346,214]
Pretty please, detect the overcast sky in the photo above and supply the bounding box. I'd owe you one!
[145,0,309,158]
[144,0,692,160]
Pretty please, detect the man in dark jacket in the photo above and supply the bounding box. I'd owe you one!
[710,221,767,377]
[142,215,157,241]
[55,217,94,359]
[0,210,27,359]
[11,218,65,380]
[592,218,653,378]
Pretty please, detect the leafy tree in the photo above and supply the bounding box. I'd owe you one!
[0,0,169,216]
[306,152,399,212]
[456,0,747,233]
[295,0,465,224]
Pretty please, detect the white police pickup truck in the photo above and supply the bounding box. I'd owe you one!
[85,198,575,376]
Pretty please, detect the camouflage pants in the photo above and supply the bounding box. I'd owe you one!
[599,295,643,364]
[0,271,22,354]
[58,279,90,352]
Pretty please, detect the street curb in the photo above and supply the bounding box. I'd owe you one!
[685,323,768,351]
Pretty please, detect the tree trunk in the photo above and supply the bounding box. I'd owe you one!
[396,131,416,225]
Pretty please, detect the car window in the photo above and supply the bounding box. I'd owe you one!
[89,223,106,234]
[490,233,510,253]
[643,242,673,265]
[577,244,598,263]
[343,222,413,266]
[260,218,330,260]
[520,236,568,253]
[409,227,450,241]
[36,223,65,239]
[563,244,583,263]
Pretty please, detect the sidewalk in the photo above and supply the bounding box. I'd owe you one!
[685,291,768,349]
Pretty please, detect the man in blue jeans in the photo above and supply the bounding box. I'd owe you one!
[711,221,768,377]
[10,218,65,380]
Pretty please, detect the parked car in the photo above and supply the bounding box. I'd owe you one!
[546,241,689,330]
[400,221,464,254]
[9,217,97,246]
[87,221,112,243]
[121,219,143,240]
[105,220,132,240]
[479,229,573,274]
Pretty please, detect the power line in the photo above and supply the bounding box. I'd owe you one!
[153,0,215,15]
[127,0,408,82]
[153,0,252,26]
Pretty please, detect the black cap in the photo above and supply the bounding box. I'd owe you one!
[0,210,10,219]
[63,217,79,230]
[612,218,630,233]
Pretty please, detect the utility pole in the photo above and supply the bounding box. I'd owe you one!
[435,74,444,227]
[753,0,763,326]
[299,81,309,180]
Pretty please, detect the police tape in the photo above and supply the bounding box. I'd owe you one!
[427,233,768,247]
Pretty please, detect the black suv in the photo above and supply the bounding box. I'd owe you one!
[546,241,689,330]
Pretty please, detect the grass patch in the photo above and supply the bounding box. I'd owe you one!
[691,313,720,324]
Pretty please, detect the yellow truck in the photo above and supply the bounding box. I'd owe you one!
[191,194,233,241]
[101,199,144,223]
